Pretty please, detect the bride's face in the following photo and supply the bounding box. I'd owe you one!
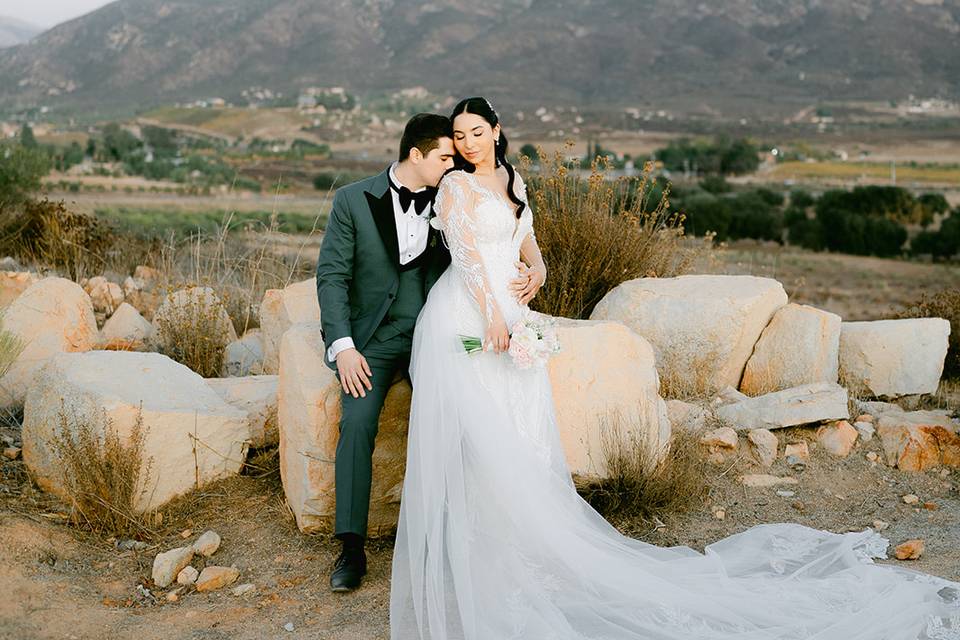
[452,112,500,169]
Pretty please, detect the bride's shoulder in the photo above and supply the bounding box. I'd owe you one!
[440,169,474,186]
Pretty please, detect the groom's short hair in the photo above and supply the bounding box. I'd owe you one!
[398,113,452,162]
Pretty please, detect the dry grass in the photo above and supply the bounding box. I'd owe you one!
[524,145,713,319]
[46,401,156,538]
[576,412,708,523]
[657,345,727,401]
[0,311,25,379]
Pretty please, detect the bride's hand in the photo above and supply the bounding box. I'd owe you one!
[511,261,545,306]
[483,311,510,354]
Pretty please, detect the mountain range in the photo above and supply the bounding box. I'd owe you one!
[0,0,958,118]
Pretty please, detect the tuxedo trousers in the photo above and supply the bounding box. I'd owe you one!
[334,331,412,538]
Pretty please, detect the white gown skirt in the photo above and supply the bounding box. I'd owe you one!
[389,269,960,640]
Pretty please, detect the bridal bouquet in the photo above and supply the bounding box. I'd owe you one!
[459,315,561,369]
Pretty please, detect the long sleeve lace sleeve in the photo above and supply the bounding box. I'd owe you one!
[434,173,502,327]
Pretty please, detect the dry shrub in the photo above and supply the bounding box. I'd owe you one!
[576,412,708,522]
[524,146,712,319]
[0,197,161,280]
[154,287,232,377]
[896,288,960,379]
[47,401,155,538]
[0,198,115,279]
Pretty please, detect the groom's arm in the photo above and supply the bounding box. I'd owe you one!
[316,190,355,357]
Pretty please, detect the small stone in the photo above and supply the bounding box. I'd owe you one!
[902,494,920,505]
[195,565,240,592]
[192,530,221,557]
[747,429,778,467]
[177,565,199,586]
[713,508,726,520]
[873,519,889,531]
[3,446,21,460]
[856,413,875,424]
[784,441,810,461]
[179,529,192,539]
[775,489,796,498]
[152,546,195,588]
[701,427,738,463]
[894,539,924,560]
[231,583,256,597]
[817,420,858,457]
[853,421,876,441]
[866,452,880,463]
[923,501,938,511]
[284,622,295,632]
[166,587,184,602]
[740,474,800,488]
[785,454,807,472]
[941,469,951,478]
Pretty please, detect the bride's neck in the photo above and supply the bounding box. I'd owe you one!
[472,158,497,176]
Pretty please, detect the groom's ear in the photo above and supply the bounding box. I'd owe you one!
[408,147,424,164]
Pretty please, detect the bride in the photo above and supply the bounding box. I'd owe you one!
[389,96,960,639]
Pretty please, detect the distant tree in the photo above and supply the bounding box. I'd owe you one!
[919,193,949,227]
[0,141,51,213]
[100,123,141,162]
[19,124,37,149]
[519,144,538,161]
[789,189,815,208]
[699,175,730,194]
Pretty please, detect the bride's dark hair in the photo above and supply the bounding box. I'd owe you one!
[450,97,525,219]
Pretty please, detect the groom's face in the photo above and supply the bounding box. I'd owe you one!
[415,137,455,187]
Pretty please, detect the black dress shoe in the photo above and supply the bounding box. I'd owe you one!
[330,545,367,592]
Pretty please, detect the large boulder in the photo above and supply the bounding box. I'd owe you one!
[0,271,39,308]
[714,382,849,431]
[590,275,787,397]
[0,277,98,409]
[547,320,670,478]
[206,375,278,448]
[278,322,408,536]
[740,303,841,396]
[99,302,154,351]
[839,318,950,398]
[22,351,250,512]
[260,279,320,374]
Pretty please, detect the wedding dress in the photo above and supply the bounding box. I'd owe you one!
[389,168,960,639]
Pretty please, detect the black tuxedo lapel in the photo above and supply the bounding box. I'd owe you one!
[364,189,399,269]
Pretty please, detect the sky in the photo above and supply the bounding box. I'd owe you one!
[2,0,115,28]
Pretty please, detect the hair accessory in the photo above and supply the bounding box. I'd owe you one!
[483,98,499,122]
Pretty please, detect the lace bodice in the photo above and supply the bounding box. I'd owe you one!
[432,169,535,333]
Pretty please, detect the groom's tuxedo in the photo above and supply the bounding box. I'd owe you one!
[315,164,450,538]
[316,165,450,371]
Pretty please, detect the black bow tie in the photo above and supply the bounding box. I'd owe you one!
[393,183,437,214]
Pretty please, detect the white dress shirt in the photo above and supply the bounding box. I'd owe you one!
[326,162,432,362]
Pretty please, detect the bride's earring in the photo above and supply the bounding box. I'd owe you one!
[494,138,501,168]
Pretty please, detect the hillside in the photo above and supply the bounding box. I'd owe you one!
[0,0,958,117]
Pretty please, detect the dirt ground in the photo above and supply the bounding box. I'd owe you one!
[1,245,959,639]
[3,410,960,640]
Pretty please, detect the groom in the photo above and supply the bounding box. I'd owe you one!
[315,113,455,592]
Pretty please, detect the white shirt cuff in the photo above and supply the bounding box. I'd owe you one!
[327,336,355,362]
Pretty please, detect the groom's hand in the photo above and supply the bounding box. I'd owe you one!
[336,348,373,398]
